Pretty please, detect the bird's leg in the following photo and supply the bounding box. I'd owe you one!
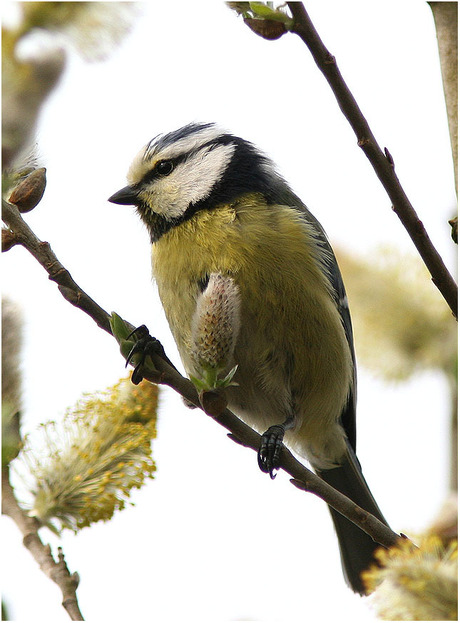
[258,414,295,479]
[125,325,177,384]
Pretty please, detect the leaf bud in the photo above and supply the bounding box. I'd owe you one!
[243,17,287,39]
[8,167,47,213]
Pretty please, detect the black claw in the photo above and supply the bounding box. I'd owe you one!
[124,325,165,384]
[125,326,150,367]
[131,363,144,385]
[258,424,286,478]
[126,324,150,343]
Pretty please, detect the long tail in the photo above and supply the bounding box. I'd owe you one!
[317,442,389,594]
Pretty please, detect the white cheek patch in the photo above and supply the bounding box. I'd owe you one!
[141,142,236,219]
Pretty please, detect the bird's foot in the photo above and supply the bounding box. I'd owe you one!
[258,424,286,479]
[125,325,168,385]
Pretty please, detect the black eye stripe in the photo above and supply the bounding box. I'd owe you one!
[139,139,235,187]
[141,154,186,185]
[140,138,236,187]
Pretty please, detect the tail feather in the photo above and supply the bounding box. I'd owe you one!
[317,443,388,594]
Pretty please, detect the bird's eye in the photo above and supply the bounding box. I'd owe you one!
[155,160,174,176]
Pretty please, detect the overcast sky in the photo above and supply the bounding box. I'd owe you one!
[2,1,456,621]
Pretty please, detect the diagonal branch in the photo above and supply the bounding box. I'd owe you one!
[286,2,457,319]
[136,352,400,549]
[3,200,401,550]
[2,469,84,621]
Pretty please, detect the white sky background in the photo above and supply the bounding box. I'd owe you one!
[2,1,457,621]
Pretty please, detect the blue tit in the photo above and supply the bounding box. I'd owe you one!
[109,122,389,594]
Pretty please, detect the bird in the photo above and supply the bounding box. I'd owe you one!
[108,121,389,594]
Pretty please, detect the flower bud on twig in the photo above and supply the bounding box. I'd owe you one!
[227,2,293,40]
[190,273,240,391]
[243,17,288,39]
[8,167,46,213]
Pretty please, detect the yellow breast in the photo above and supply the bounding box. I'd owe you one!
[151,193,353,465]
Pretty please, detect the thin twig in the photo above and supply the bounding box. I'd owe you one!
[286,2,457,319]
[2,200,401,549]
[2,469,84,621]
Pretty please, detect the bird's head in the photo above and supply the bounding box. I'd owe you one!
[108,122,293,241]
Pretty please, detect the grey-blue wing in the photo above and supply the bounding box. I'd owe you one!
[297,204,357,450]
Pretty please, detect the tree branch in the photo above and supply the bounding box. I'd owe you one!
[2,200,402,551]
[140,355,400,549]
[2,469,84,621]
[286,2,457,319]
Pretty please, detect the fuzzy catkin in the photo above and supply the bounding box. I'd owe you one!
[19,377,158,532]
[363,536,458,620]
[191,273,240,371]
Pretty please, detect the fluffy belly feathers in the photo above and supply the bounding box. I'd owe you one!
[152,199,353,468]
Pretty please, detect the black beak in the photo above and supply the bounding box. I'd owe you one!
[108,185,139,205]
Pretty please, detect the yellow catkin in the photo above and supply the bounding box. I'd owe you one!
[363,536,458,621]
[19,376,159,532]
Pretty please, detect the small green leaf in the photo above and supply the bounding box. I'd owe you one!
[189,364,239,392]
[249,2,277,18]
[221,364,239,387]
[189,375,210,392]
[110,312,132,342]
[248,2,291,24]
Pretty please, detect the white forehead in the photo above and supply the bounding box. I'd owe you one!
[127,124,227,185]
